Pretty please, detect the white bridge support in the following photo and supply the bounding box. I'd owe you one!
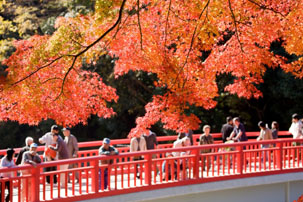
[81,172,303,202]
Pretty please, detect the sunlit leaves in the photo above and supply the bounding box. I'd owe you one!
[1,0,303,137]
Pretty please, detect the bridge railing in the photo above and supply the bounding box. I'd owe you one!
[0,131,292,160]
[0,137,302,202]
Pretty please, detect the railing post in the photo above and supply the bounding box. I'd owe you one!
[91,159,99,193]
[277,142,283,170]
[144,153,152,186]
[193,149,200,179]
[31,166,40,202]
[236,145,243,174]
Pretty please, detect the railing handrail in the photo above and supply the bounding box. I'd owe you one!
[0,131,293,155]
[0,136,302,202]
[0,137,298,171]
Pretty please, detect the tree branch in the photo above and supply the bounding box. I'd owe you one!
[137,0,143,50]
[54,0,128,100]
[247,0,286,17]
[164,0,172,57]
[228,0,244,52]
[10,55,65,87]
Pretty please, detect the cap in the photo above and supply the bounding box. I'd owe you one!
[51,125,59,131]
[30,143,38,148]
[62,127,71,131]
[103,138,110,144]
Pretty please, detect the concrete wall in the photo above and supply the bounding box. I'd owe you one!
[81,172,303,202]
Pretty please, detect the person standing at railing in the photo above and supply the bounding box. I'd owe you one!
[0,148,15,202]
[98,138,119,190]
[271,121,279,140]
[62,127,79,183]
[257,121,273,163]
[20,143,41,202]
[221,116,234,143]
[289,113,303,145]
[39,125,58,184]
[143,130,158,156]
[49,133,69,188]
[199,125,214,171]
[15,137,34,165]
[227,117,248,143]
[130,135,147,179]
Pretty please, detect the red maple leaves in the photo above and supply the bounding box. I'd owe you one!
[1,0,303,137]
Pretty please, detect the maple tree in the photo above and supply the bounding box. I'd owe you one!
[1,0,303,137]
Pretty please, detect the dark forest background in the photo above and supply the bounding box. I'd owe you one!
[0,0,302,149]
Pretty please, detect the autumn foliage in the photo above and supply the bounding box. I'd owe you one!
[1,0,303,137]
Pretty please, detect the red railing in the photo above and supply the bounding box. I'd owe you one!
[0,136,302,202]
[0,131,292,159]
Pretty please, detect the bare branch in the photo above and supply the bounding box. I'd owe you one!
[228,0,244,52]
[71,38,88,48]
[41,77,63,84]
[164,0,172,57]
[182,0,210,68]
[10,55,65,87]
[54,0,128,100]
[247,0,286,17]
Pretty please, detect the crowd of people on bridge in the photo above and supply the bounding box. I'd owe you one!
[1,113,303,200]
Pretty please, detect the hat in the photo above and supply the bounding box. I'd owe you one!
[62,127,71,131]
[30,143,38,149]
[103,138,110,144]
[51,125,59,131]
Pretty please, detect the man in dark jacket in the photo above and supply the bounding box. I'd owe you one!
[98,138,119,190]
[221,116,234,143]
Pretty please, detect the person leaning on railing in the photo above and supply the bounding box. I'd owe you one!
[227,117,248,143]
[48,133,69,188]
[20,143,41,202]
[0,148,15,202]
[98,138,119,190]
[39,125,58,184]
[199,125,214,171]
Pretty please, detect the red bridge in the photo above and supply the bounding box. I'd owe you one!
[0,131,302,202]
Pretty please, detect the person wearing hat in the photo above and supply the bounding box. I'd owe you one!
[20,143,42,202]
[98,138,119,190]
[39,125,59,184]
[62,127,79,183]
[0,148,15,202]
